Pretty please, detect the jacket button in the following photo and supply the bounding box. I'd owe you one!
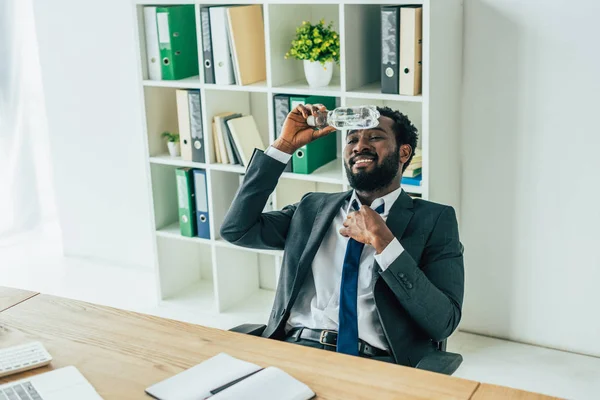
[406,283,413,289]
[398,272,405,279]
[280,308,286,317]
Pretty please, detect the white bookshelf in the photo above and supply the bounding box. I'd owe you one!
[133,0,462,327]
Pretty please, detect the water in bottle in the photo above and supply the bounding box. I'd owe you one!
[307,106,380,130]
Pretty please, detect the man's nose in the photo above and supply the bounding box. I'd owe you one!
[353,136,373,154]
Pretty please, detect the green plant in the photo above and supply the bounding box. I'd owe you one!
[161,131,179,143]
[285,19,340,65]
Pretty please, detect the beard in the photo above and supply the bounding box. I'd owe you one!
[345,150,401,192]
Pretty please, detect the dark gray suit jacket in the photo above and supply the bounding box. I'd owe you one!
[220,150,465,367]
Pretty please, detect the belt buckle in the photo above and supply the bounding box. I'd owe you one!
[319,330,337,347]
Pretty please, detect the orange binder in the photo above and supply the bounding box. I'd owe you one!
[399,6,423,96]
[226,5,267,86]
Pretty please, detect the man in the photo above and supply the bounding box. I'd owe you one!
[220,104,464,367]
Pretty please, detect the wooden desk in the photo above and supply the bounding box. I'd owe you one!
[471,384,560,400]
[0,291,480,399]
[0,286,38,312]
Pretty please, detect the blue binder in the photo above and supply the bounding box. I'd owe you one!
[192,169,211,239]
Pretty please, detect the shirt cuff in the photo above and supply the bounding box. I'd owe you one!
[374,238,405,271]
[264,146,293,164]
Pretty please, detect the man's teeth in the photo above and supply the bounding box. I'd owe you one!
[355,159,373,165]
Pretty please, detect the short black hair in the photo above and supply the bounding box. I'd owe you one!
[377,106,418,172]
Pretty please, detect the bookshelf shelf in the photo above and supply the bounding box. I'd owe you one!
[346,82,424,103]
[149,154,208,169]
[160,281,216,313]
[134,0,462,327]
[214,239,284,257]
[143,76,201,88]
[272,79,343,97]
[156,222,213,244]
[208,163,247,174]
[281,159,344,184]
[203,81,269,93]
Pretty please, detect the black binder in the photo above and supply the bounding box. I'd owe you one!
[381,6,400,94]
[200,7,215,84]
[273,94,292,172]
[187,90,205,163]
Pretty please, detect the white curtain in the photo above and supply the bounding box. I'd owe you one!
[0,0,56,239]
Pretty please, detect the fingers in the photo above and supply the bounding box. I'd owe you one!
[309,104,322,116]
[296,103,328,117]
[339,227,350,237]
[293,104,311,118]
[314,125,337,138]
[359,205,375,215]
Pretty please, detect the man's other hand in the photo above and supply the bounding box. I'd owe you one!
[272,103,337,154]
[340,206,395,254]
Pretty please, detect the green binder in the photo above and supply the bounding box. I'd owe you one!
[156,5,199,80]
[175,168,197,237]
[290,95,338,174]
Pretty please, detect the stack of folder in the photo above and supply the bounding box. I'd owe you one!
[212,113,265,166]
[200,5,266,86]
[401,148,422,186]
[380,5,423,95]
[175,168,210,239]
[272,94,338,174]
[144,5,199,80]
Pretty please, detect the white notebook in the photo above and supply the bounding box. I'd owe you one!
[145,353,315,400]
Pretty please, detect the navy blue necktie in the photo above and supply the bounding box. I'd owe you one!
[337,200,384,355]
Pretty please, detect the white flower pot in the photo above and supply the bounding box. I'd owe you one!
[167,141,180,157]
[303,60,334,88]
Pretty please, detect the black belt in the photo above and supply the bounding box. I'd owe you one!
[287,327,389,358]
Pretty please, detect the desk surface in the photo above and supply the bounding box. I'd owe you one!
[0,291,480,399]
[0,286,38,312]
[471,384,561,400]
[0,287,561,400]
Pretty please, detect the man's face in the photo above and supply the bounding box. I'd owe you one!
[343,116,410,192]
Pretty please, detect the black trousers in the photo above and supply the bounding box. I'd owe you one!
[283,336,395,364]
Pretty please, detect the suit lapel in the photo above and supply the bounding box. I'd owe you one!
[385,189,414,240]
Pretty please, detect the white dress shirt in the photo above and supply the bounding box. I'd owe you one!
[264,146,405,351]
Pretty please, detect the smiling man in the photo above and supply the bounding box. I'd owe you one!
[221,104,464,367]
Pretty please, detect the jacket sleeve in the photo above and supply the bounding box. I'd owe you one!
[379,206,465,342]
[220,150,296,251]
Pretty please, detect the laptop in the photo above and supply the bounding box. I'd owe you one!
[0,366,103,400]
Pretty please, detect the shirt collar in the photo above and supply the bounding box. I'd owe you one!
[346,187,404,217]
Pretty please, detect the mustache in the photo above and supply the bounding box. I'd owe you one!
[350,152,378,165]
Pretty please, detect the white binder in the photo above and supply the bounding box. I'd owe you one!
[176,89,193,161]
[209,7,236,85]
[143,7,161,80]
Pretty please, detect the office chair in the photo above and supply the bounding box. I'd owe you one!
[229,323,463,376]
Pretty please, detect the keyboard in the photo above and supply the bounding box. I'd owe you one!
[0,342,52,379]
[0,381,42,400]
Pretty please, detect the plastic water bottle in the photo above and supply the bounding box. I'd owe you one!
[306,105,380,130]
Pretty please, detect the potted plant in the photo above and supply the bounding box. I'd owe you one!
[161,131,180,157]
[285,19,340,88]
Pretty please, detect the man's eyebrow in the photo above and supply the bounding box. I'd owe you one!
[346,126,387,135]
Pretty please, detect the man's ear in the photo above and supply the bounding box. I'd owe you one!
[399,144,412,164]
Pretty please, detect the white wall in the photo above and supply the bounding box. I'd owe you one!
[460,0,600,356]
[32,0,154,269]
